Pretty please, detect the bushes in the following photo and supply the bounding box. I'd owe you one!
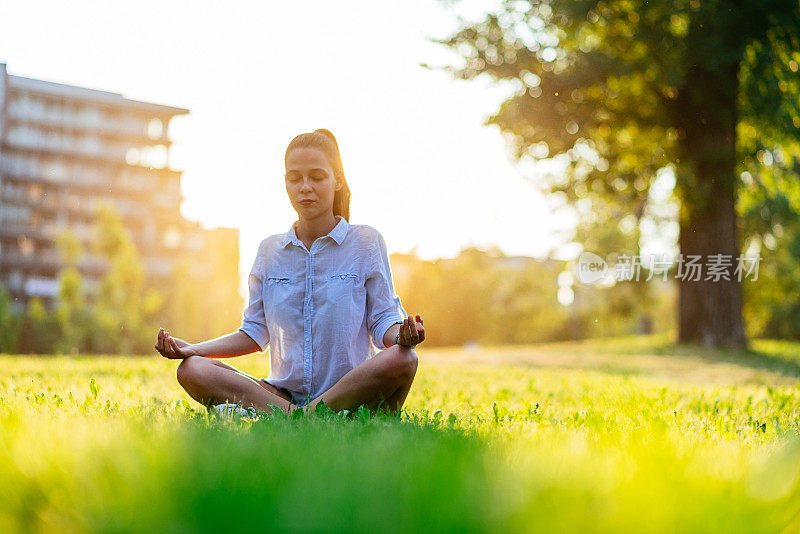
[4,204,182,355]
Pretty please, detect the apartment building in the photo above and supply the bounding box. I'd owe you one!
[0,63,239,315]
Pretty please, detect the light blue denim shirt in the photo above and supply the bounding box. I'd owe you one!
[239,215,407,405]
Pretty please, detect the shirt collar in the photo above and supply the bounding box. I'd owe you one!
[281,215,349,248]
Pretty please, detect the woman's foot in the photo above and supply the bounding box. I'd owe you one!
[211,403,259,419]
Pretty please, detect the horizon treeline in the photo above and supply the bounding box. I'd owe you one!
[0,207,792,355]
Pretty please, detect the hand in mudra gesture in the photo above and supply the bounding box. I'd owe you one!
[397,314,425,348]
[155,328,198,359]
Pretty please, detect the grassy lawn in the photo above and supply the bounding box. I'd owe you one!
[1,335,799,532]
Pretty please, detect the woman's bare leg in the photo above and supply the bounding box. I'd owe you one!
[307,345,418,415]
[176,356,294,413]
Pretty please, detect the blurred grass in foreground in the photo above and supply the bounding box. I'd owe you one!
[1,335,799,532]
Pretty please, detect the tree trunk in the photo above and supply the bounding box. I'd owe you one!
[677,181,746,348]
[674,60,747,349]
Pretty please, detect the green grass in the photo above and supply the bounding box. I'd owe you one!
[1,336,800,532]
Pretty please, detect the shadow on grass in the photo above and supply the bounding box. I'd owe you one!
[642,341,800,381]
[536,333,800,381]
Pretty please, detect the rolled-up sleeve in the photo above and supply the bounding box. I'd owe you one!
[239,246,269,352]
[365,231,407,349]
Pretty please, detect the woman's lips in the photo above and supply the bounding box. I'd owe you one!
[299,199,315,205]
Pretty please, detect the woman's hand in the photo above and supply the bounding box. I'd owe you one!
[397,314,425,349]
[155,328,198,359]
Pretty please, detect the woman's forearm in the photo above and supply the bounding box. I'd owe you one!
[192,330,261,358]
[383,323,401,348]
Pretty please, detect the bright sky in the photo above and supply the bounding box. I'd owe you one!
[0,0,575,295]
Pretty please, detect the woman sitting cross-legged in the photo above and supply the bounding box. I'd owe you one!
[154,128,424,416]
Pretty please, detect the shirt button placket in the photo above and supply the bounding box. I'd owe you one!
[303,248,313,397]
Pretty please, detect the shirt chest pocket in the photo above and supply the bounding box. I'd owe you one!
[325,272,364,305]
[263,274,301,324]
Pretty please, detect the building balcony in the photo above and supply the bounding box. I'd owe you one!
[0,187,182,222]
[0,168,181,205]
[0,224,92,243]
[0,220,210,264]
[0,250,108,275]
[0,144,182,180]
[5,113,174,147]
[0,247,184,282]
[1,139,182,173]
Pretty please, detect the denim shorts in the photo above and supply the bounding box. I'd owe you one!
[261,379,309,408]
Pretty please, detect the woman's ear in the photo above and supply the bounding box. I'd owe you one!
[334,179,343,190]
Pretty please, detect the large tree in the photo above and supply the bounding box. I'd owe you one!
[434,0,800,347]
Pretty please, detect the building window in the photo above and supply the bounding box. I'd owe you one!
[18,236,35,257]
[140,144,168,169]
[164,227,181,249]
[126,148,140,165]
[147,118,163,139]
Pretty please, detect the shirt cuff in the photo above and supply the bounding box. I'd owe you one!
[239,325,268,352]
[373,316,404,350]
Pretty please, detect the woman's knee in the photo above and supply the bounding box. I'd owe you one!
[176,355,210,388]
[384,345,418,380]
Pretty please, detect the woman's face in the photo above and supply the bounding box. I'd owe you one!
[285,147,341,219]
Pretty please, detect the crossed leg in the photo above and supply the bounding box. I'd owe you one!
[176,344,418,415]
[177,356,294,412]
[306,345,418,414]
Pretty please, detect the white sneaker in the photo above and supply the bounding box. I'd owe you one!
[212,403,258,419]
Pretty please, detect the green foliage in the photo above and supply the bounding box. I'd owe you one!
[162,259,206,344]
[434,0,800,345]
[0,287,21,353]
[734,26,800,339]
[54,230,88,354]
[434,0,799,206]
[0,338,799,532]
[19,298,60,354]
[54,266,87,354]
[89,203,163,354]
[394,247,570,346]
[393,246,673,346]
[738,147,800,338]
[2,202,243,354]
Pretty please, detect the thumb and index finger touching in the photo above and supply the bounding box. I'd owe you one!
[155,327,176,356]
